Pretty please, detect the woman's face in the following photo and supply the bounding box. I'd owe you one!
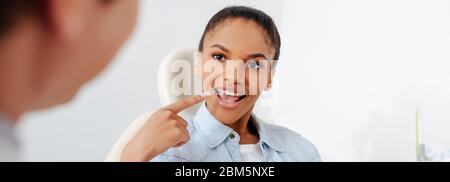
[200,18,275,125]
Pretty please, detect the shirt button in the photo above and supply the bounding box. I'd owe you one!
[229,133,235,139]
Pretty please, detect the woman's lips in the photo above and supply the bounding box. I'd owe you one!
[215,88,246,109]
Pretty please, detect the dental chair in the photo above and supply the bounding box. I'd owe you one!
[105,48,201,162]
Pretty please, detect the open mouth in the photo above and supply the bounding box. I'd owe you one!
[214,87,247,109]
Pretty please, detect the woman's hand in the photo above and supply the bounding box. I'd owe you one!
[120,95,207,162]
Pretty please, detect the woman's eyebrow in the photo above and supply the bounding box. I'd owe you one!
[246,53,268,60]
[210,44,230,53]
[210,44,268,60]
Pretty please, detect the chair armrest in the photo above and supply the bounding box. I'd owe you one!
[105,110,155,162]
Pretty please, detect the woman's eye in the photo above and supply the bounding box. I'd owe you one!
[246,61,261,70]
[212,54,225,62]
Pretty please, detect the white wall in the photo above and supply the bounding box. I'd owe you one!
[274,0,450,161]
[18,0,450,161]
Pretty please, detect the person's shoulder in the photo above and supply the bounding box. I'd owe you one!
[263,122,316,149]
[261,121,321,161]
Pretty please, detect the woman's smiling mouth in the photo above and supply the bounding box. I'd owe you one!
[214,87,247,109]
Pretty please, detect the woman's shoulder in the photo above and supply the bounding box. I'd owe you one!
[261,121,315,146]
[257,119,321,161]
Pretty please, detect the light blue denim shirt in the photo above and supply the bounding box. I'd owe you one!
[152,104,321,162]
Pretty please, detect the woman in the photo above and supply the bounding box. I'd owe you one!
[121,6,320,162]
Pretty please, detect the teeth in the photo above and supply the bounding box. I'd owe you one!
[215,88,245,97]
[222,98,234,103]
[224,90,241,96]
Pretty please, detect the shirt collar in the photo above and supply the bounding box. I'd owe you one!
[194,104,233,149]
[193,104,285,152]
[251,115,285,152]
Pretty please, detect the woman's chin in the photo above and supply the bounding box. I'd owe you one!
[214,113,241,125]
[212,104,251,125]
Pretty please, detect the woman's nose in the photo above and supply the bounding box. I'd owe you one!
[222,60,245,85]
[217,60,245,93]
